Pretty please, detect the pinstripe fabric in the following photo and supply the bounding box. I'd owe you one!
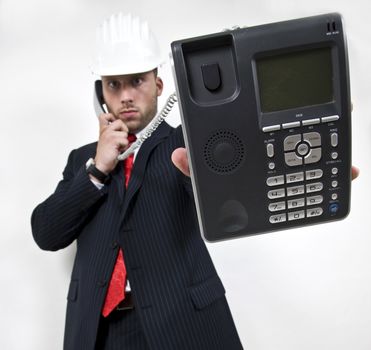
[95,309,149,349]
[31,122,243,350]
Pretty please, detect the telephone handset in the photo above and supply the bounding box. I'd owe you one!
[94,80,108,115]
[93,80,177,161]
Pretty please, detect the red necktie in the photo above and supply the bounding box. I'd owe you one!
[102,134,136,317]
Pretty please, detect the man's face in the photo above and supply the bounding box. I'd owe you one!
[102,70,163,134]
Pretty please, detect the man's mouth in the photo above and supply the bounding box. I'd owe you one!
[119,109,139,118]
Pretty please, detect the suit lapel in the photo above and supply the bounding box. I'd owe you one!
[119,122,172,221]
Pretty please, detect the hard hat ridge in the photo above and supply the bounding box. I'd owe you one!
[92,12,162,76]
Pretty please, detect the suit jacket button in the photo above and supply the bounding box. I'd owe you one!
[111,241,119,249]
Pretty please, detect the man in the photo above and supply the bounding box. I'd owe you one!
[31,13,243,350]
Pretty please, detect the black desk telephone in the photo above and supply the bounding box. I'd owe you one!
[171,13,351,241]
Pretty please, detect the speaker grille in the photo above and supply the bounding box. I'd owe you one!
[204,130,245,174]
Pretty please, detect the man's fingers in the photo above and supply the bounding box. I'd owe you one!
[98,113,115,129]
[171,148,190,177]
[351,166,359,180]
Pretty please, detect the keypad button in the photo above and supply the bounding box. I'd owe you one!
[282,121,301,129]
[268,188,285,199]
[307,195,323,206]
[263,125,281,133]
[287,198,305,209]
[266,143,274,158]
[297,142,309,156]
[285,152,303,167]
[286,172,304,183]
[307,207,323,217]
[331,133,338,147]
[332,180,338,188]
[266,175,285,187]
[287,185,305,197]
[268,162,275,170]
[305,169,323,180]
[302,118,320,126]
[331,193,338,200]
[268,201,286,212]
[331,167,338,175]
[303,132,321,147]
[306,182,323,193]
[284,134,301,151]
[322,115,339,123]
[269,213,287,224]
[331,152,338,160]
[288,210,305,221]
[304,148,322,164]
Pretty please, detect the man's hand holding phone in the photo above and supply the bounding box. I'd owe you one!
[93,113,130,178]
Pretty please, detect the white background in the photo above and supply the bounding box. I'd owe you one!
[1,0,370,349]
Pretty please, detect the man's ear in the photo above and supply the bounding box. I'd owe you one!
[156,76,164,97]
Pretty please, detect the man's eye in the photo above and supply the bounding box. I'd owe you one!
[132,77,143,86]
[107,81,119,89]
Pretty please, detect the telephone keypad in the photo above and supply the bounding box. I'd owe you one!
[267,168,325,224]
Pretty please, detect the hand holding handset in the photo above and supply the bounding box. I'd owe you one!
[94,80,177,161]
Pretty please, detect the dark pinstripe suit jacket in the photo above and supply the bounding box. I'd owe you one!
[31,122,243,350]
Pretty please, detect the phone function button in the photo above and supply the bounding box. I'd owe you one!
[303,132,321,147]
[302,118,320,126]
[331,193,338,200]
[305,169,323,180]
[266,143,274,158]
[282,121,301,129]
[304,148,322,164]
[286,172,304,184]
[331,133,338,147]
[268,201,286,212]
[332,180,338,188]
[306,182,323,193]
[266,175,285,187]
[263,125,281,133]
[267,188,286,199]
[288,210,305,221]
[331,167,338,175]
[307,195,323,206]
[287,185,305,197]
[322,115,339,123]
[329,203,339,214]
[331,151,338,160]
[269,213,287,224]
[296,142,310,156]
[307,207,323,217]
[268,162,275,170]
[284,134,302,151]
[287,198,305,209]
[285,152,303,167]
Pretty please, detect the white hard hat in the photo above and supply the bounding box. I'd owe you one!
[91,13,162,76]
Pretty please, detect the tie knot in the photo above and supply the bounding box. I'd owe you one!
[128,134,136,143]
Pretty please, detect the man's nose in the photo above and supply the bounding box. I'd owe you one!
[120,86,135,104]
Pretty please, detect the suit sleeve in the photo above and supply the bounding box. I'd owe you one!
[31,149,106,251]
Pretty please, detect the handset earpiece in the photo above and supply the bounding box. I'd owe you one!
[93,80,108,116]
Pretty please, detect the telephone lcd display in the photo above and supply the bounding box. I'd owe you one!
[256,47,333,113]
